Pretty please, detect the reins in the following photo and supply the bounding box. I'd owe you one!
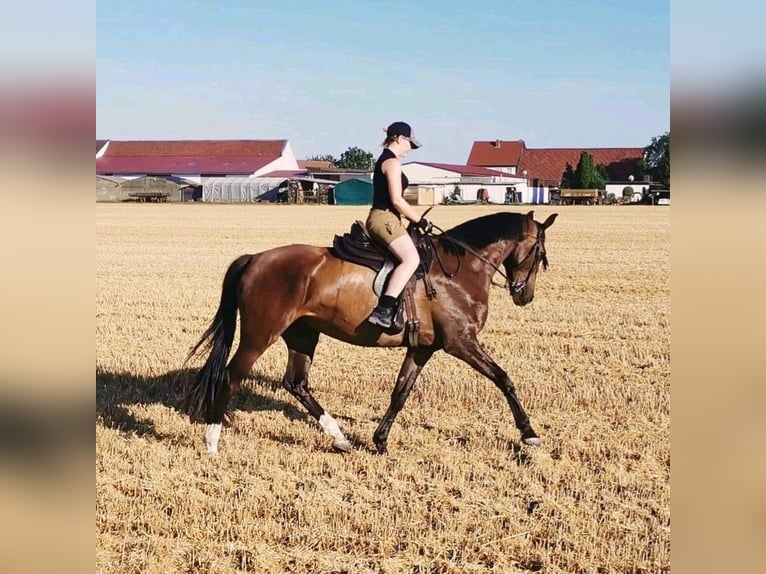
[427,223,542,291]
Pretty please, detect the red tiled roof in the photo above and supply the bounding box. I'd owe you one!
[96,140,287,175]
[518,148,644,184]
[298,160,335,170]
[104,140,286,157]
[466,140,525,166]
[96,155,276,176]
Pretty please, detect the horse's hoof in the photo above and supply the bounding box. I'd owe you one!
[522,436,541,447]
[205,423,222,454]
[332,438,352,453]
[373,437,387,455]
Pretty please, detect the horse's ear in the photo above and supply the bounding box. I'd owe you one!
[541,213,558,229]
[525,210,535,220]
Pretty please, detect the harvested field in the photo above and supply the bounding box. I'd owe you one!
[96,204,669,573]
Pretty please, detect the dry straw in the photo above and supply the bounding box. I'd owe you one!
[97,204,669,573]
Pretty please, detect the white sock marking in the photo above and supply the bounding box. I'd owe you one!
[205,423,222,454]
[319,412,350,449]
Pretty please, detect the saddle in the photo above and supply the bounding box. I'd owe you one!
[330,220,436,345]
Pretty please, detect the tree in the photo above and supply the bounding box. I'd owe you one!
[306,154,337,165]
[561,151,607,189]
[561,163,576,188]
[641,131,670,188]
[336,147,374,170]
[596,164,609,185]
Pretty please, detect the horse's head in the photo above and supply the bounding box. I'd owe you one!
[504,211,558,306]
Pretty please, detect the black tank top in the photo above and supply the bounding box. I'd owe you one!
[372,148,408,213]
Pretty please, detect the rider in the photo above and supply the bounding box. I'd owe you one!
[366,121,432,330]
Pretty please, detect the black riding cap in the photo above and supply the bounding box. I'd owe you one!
[386,121,421,149]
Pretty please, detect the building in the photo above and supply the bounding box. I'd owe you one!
[332,178,374,205]
[297,160,335,172]
[95,139,334,202]
[401,162,530,204]
[467,139,645,202]
[96,139,300,184]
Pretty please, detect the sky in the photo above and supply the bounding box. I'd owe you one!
[97,0,670,164]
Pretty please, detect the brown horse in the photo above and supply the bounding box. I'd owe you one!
[185,210,558,454]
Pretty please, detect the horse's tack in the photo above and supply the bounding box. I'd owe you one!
[373,259,395,297]
[330,220,433,294]
[330,220,432,345]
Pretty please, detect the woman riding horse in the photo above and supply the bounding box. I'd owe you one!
[185,210,558,454]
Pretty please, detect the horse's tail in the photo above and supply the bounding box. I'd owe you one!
[183,254,253,422]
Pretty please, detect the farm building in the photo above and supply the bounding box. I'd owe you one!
[604,180,651,204]
[120,175,200,202]
[401,162,531,204]
[202,174,337,204]
[96,139,309,202]
[331,178,373,205]
[467,139,645,202]
[297,160,335,172]
[307,169,374,184]
[202,177,289,203]
[96,139,300,184]
[96,175,127,202]
[96,175,199,202]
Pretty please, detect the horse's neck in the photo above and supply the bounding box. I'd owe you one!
[481,240,514,268]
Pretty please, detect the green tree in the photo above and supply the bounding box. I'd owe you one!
[596,164,609,185]
[561,163,576,188]
[641,131,670,188]
[560,152,607,189]
[307,154,337,164]
[336,147,374,169]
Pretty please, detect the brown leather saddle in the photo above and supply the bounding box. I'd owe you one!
[330,220,434,296]
[330,220,436,345]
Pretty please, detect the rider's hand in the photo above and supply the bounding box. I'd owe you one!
[416,217,433,234]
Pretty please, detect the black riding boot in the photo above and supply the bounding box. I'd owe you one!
[368,295,398,330]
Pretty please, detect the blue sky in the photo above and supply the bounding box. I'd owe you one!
[97,0,669,164]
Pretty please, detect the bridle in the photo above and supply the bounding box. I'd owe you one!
[508,232,547,293]
[430,225,547,293]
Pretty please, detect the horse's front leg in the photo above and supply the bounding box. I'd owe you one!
[373,347,434,454]
[445,337,539,447]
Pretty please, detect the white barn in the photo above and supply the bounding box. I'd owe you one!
[402,162,531,204]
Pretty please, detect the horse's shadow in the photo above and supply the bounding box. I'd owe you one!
[97,368,312,444]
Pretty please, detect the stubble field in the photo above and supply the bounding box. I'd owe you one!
[96,203,669,573]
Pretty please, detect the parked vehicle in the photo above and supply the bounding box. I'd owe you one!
[559,188,600,205]
[640,189,671,205]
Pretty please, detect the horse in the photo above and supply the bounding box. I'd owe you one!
[184,210,558,454]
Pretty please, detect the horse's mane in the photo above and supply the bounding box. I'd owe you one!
[438,212,528,255]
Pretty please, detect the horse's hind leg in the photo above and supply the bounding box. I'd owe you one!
[445,338,540,447]
[281,322,352,452]
[204,344,265,453]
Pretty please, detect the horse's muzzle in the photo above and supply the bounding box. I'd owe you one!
[511,289,534,306]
